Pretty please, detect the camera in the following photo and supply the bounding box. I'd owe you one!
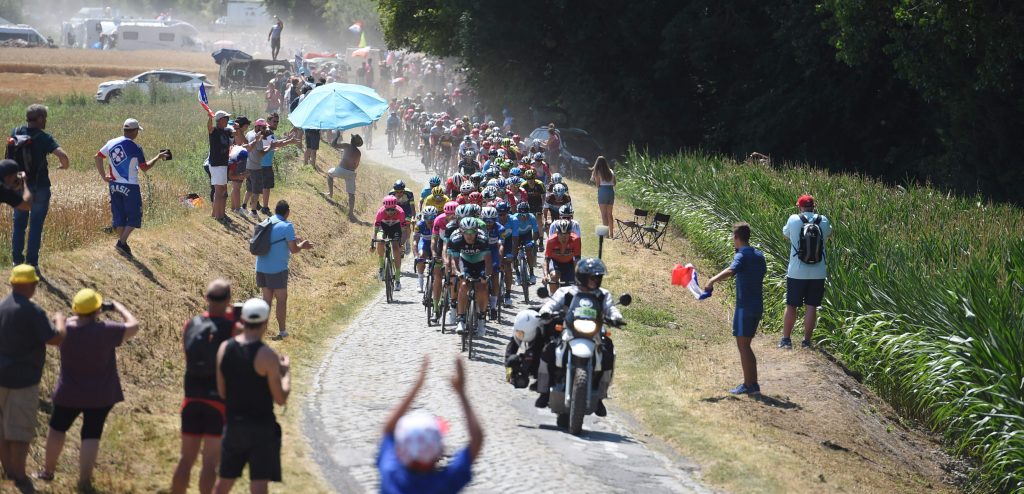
[101,301,114,311]
[160,148,173,160]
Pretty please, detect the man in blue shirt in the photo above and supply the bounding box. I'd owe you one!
[378,356,482,494]
[705,222,767,395]
[255,201,313,340]
[780,194,832,349]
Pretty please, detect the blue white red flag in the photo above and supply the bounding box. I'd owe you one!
[198,85,212,116]
[674,263,713,300]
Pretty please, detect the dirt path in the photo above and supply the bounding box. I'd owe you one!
[303,143,711,493]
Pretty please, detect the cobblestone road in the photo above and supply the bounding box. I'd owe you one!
[304,142,710,493]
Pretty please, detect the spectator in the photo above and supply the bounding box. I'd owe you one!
[171,279,239,494]
[378,356,482,493]
[780,194,832,349]
[303,123,322,172]
[213,298,290,493]
[544,123,561,176]
[228,117,252,215]
[243,119,270,218]
[257,113,299,217]
[255,200,313,340]
[704,223,767,395]
[94,118,169,257]
[208,111,233,221]
[38,289,139,487]
[0,265,66,488]
[265,82,280,114]
[9,104,70,275]
[0,160,32,211]
[268,17,283,61]
[590,156,616,238]
[327,134,363,216]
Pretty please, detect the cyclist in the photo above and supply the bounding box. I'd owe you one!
[505,202,541,285]
[372,196,409,291]
[494,201,515,306]
[385,111,400,155]
[430,201,458,321]
[419,175,442,209]
[441,204,469,324]
[390,180,416,251]
[445,173,465,197]
[543,220,581,294]
[481,149,498,174]
[546,173,563,193]
[456,181,474,204]
[522,169,546,219]
[544,183,572,227]
[481,186,498,206]
[548,203,582,239]
[448,216,493,337]
[459,150,479,176]
[481,206,508,319]
[438,129,455,173]
[532,153,550,184]
[468,172,484,191]
[414,206,438,293]
[467,191,483,206]
[423,186,450,213]
[506,177,527,210]
[458,136,478,157]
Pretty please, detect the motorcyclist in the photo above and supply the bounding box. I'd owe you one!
[535,258,622,417]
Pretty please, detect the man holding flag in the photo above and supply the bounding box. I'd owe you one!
[208,110,232,221]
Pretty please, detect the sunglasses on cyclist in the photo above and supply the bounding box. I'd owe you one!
[463,228,478,235]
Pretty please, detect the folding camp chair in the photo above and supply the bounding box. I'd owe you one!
[615,209,648,243]
[639,213,671,250]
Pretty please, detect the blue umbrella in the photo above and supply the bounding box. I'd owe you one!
[287,83,389,131]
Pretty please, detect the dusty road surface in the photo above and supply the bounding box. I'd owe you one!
[305,140,711,493]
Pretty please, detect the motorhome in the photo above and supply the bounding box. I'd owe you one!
[62,18,202,51]
[215,0,273,28]
[0,24,50,46]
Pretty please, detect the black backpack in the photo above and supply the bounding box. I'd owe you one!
[796,214,825,264]
[5,127,35,181]
[184,316,221,377]
[249,217,285,255]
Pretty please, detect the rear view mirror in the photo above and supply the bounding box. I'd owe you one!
[618,293,632,306]
[536,287,549,299]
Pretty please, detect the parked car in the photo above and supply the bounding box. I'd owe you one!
[0,24,52,46]
[527,127,604,178]
[218,59,291,90]
[96,69,212,102]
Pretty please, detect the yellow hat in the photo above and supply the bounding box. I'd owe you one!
[72,289,103,315]
[9,264,39,284]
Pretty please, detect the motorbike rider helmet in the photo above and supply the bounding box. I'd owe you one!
[516,202,531,214]
[575,257,607,290]
[421,206,438,220]
[559,203,575,218]
[429,175,442,187]
[443,201,458,215]
[382,196,398,208]
[513,309,542,343]
[553,183,568,196]
[459,182,474,194]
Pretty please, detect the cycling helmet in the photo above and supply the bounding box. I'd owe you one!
[468,191,483,204]
[496,149,507,157]
[470,172,484,182]
[393,180,406,190]
[559,203,575,218]
[463,150,475,158]
[455,204,471,217]
[481,206,498,221]
[459,216,483,234]
[512,134,521,143]
[551,173,563,184]
[422,206,438,219]
[443,201,458,215]
[431,186,446,198]
[482,186,497,200]
[486,179,499,189]
[575,258,607,288]
[496,178,507,189]
[455,195,467,205]
[450,174,464,189]
[499,160,512,170]
[553,219,572,235]
[485,168,499,179]
[532,152,544,161]
[523,169,536,179]
[495,201,510,213]
[463,135,472,142]
[459,182,474,194]
[508,177,524,186]
[429,175,442,187]
[382,196,398,208]
[488,149,498,157]
[509,168,522,177]
[553,183,568,196]
[464,203,482,217]
[516,202,531,213]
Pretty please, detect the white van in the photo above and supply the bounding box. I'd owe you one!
[0,25,50,46]
[109,20,203,51]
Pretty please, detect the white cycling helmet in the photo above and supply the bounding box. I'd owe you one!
[459,182,474,194]
[551,173,563,184]
[480,206,498,220]
[394,411,444,469]
[513,309,542,343]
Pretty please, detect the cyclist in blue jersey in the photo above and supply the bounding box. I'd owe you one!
[414,206,438,293]
[419,175,442,210]
[505,202,541,284]
[448,217,492,336]
[480,206,508,318]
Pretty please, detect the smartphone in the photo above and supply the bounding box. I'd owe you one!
[160,148,173,160]
[101,301,114,311]
[232,302,244,321]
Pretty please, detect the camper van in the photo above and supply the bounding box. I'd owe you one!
[0,24,50,46]
[109,20,203,51]
[214,0,273,28]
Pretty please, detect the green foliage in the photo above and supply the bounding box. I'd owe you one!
[619,150,1024,492]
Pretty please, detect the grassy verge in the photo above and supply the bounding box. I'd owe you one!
[617,150,1023,492]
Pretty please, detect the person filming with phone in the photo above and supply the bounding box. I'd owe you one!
[0,159,32,211]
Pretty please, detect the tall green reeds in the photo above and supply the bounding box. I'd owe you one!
[619,150,1024,492]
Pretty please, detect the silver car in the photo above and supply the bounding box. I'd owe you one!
[96,69,213,103]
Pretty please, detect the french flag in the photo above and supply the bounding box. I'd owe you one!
[198,85,213,117]
[672,263,713,300]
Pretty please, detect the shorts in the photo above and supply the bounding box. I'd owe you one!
[786,277,826,307]
[417,237,432,256]
[461,260,486,279]
[597,185,615,205]
[517,231,535,247]
[270,38,280,50]
[328,166,357,194]
[260,167,275,189]
[732,308,762,338]
[256,270,289,290]
[210,165,228,186]
[304,129,320,150]
[0,384,39,442]
[547,259,575,283]
[49,404,114,440]
[246,169,265,194]
[110,182,143,229]
[377,224,403,241]
[181,398,226,438]
[220,421,282,482]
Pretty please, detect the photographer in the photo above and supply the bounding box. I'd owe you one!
[504,310,543,389]
[0,159,32,211]
[38,289,139,488]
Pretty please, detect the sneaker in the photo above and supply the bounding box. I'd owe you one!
[728,383,759,395]
[456,317,466,335]
[394,281,402,291]
[801,340,812,349]
[250,209,259,219]
[778,337,793,349]
[260,206,271,216]
[272,330,289,340]
[115,241,133,257]
[534,393,549,408]
[529,275,537,285]
[595,399,608,417]
[446,309,456,325]
[503,295,513,307]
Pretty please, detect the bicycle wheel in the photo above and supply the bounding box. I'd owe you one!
[384,247,394,303]
[424,264,434,326]
[439,277,450,334]
[464,297,475,354]
[519,254,530,303]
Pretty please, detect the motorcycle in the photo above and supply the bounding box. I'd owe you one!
[536,286,631,435]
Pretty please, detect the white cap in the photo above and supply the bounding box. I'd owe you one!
[214,110,231,120]
[240,298,270,324]
[123,118,143,131]
[394,411,443,468]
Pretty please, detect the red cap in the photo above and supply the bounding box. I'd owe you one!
[796,195,815,208]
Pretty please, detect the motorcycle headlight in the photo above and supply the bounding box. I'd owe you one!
[573,320,597,337]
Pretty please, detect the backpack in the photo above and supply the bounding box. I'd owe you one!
[796,214,824,264]
[183,316,221,377]
[249,217,279,255]
[5,127,35,181]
